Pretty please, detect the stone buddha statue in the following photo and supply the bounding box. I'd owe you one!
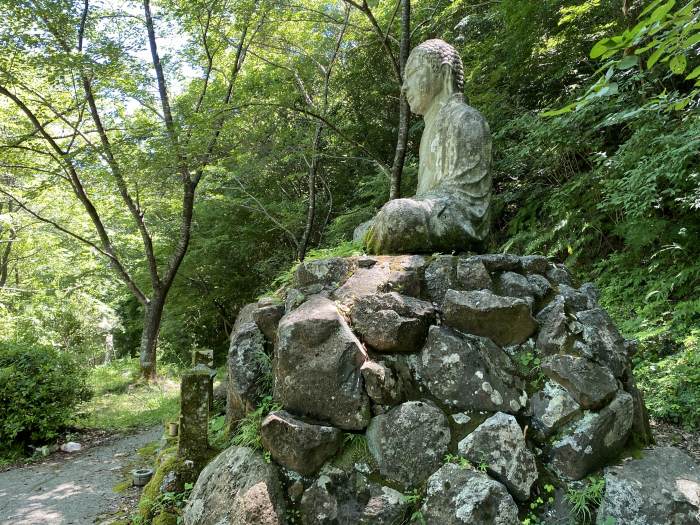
[360,39,492,254]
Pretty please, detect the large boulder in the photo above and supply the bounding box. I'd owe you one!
[260,411,342,476]
[442,289,537,346]
[416,326,527,413]
[360,360,403,406]
[549,390,634,480]
[227,322,270,425]
[274,296,370,430]
[294,257,356,291]
[529,381,581,440]
[575,308,628,378]
[596,447,700,525]
[183,446,286,525]
[366,400,450,489]
[420,464,520,524]
[252,301,285,342]
[350,292,435,352]
[458,412,537,501]
[300,466,408,525]
[541,354,618,410]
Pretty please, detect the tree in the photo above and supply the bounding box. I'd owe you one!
[0,0,264,378]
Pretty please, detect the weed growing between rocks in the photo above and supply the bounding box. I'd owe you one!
[565,475,606,524]
[231,396,281,450]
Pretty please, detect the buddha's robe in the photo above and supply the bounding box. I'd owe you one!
[364,94,492,254]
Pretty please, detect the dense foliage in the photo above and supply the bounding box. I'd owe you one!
[0,342,90,453]
[0,0,698,427]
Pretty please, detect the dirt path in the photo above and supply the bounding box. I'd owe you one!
[0,427,162,525]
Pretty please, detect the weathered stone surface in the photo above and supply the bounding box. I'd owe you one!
[521,255,549,274]
[183,446,285,525]
[274,296,370,430]
[498,271,534,300]
[285,288,306,313]
[456,257,493,290]
[361,360,403,405]
[253,302,285,342]
[558,284,590,312]
[366,400,450,489]
[233,303,259,333]
[458,412,537,501]
[332,255,424,307]
[541,354,618,410]
[350,292,435,352]
[294,258,356,290]
[575,308,628,378]
[421,464,520,524]
[417,326,527,413]
[179,369,210,465]
[260,411,343,476]
[536,298,572,355]
[424,255,457,303]
[596,447,700,525]
[529,381,581,440]
[546,264,573,286]
[300,467,408,525]
[443,289,537,347]
[227,322,270,425]
[550,391,634,480]
[527,273,553,300]
[472,253,522,272]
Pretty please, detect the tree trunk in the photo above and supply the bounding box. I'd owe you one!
[298,123,324,261]
[139,294,165,380]
[389,0,410,200]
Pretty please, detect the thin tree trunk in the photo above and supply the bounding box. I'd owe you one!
[139,293,165,380]
[298,123,324,260]
[389,0,410,200]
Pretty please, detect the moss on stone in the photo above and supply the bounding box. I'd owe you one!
[152,511,178,525]
[113,479,132,493]
[138,449,179,520]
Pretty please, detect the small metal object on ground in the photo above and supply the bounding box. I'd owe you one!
[132,468,154,487]
[167,422,179,436]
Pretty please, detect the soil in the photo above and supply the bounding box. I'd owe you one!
[0,427,162,525]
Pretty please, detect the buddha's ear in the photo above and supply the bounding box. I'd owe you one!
[440,63,455,95]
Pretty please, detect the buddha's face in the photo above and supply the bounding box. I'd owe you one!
[402,51,442,115]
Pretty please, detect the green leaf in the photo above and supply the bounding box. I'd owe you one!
[648,0,676,24]
[686,65,700,79]
[639,0,667,18]
[617,55,639,69]
[647,46,666,69]
[669,54,687,74]
[591,39,614,59]
[685,33,700,47]
[541,103,577,117]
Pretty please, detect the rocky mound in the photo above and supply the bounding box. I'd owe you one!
[184,254,699,525]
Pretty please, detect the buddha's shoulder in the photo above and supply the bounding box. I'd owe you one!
[440,97,490,134]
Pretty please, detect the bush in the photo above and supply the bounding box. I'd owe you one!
[0,342,91,450]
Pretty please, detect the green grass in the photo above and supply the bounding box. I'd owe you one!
[75,358,181,431]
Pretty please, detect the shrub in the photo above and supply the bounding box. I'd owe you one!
[0,342,91,450]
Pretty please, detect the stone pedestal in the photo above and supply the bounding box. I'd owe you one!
[178,368,210,466]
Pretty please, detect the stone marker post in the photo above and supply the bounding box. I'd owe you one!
[192,348,216,410]
[178,368,210,467]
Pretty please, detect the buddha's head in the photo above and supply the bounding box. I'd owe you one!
[402,39,465,115]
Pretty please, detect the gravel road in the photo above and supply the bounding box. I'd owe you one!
[0,427,162,525]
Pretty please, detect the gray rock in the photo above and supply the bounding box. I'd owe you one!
[300,466,408,524]
[458,412,538,501]
[521,255,550,274]
[541,354,618,410]
[417,326,527,413]
[183,446,286,525]
[546,264,573,286]
[527,273,553,300]
[471,253,523,272]
[420,464,520,524]
[442,289,538,347]
[350,292,435,352]
[366,400,450,489]
[536,298,572,355]
[332,255,423,307]
[274,296,370,430]
[227,322,270,425]
[558,284,590,311]
[596,447,700,525]
[497,271,534,299]
[575,308,628,378]
[233,302,259,333]
[361,360,403,405]
[424,255,457,303]
[285,288,306,313]
[253,302,285,342]
[294,258,356,290]
[456,257,493,291]
[353,220,374,244]
[549,390,634,480]
[579,282,599,306]
[260,411,343,476]
[530,381,581,440]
